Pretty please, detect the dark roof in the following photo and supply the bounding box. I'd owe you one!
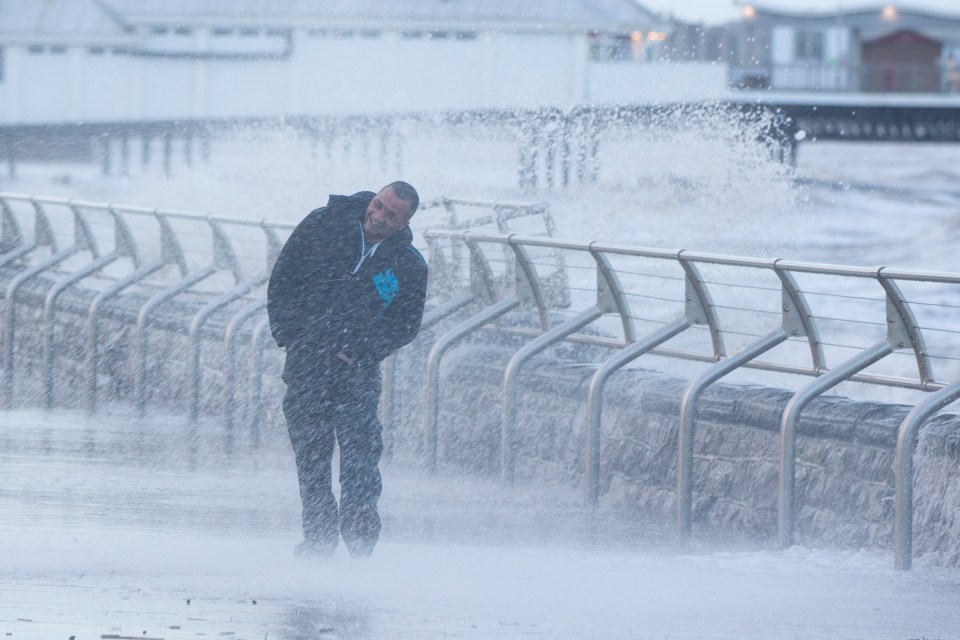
[1,0,663,39]
[102,0,661,31]
[1,0,665,41]
[745,4,960,27]
[738,5,960,42]
[0,0,129,38]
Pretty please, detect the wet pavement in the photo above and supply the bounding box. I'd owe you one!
[3,408,960,640]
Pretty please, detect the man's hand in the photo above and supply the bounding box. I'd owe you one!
[337,351,356,367]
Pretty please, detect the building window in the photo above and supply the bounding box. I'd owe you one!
[332,29,354,39]
[307,29,328,38]
[795,31,824,60]
[88,46,106,55]
[174,26,192,36]
[589,35,634,61]
[360,30,382,39]
[240,28,259,37]
[28,45,45,54]
[50,45,67,55]
[401,30,477,41]
[151,26,168,35]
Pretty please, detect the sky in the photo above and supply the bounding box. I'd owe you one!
[643,0,960,25]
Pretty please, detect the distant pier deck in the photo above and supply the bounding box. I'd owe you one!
[733,90,960,145]
[0,92,957,186]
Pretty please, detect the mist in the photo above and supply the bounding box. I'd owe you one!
[3,1,960,638]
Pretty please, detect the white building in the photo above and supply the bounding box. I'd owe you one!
[730,4,960,93]
[0,0,720,125]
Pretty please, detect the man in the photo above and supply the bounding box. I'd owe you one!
[267,181,428,558]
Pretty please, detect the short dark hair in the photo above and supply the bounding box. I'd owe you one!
[386,181,419,217]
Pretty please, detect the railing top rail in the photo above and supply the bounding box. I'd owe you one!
[3,193,551,236]
[421,197,548,210]
[424,229,960,284]
[0,191,296,231]
[770,259,884,279]
[878,267,960,285]
[585,241,680,261]
[678,250,775,269]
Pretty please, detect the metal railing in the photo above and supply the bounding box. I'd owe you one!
[731,62,954,93]
[0,191,292,418]
[0,189,555,429]
[2,189,958,570]
[421,228,960,570]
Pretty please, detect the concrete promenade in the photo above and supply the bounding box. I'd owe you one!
[2,408,960,640]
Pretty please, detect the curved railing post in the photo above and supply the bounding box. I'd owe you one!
[211,221,283,428]
[380,290,478,457]
[208,217,243,276]
[2,202,97,408]
[508,240,551,333]
[677,327,788,543]
[42,252,122,407]
[184,218,255,422]
[423,296,519,472]
[775,262,826,372]
[187,277,263,422]
[589,244,635,344]
[501,305,603,483]
[204,221,267,431]
[379,354,397,460]
[85,213,186,413]
[134,267,217,415]
[678,252,726,359]
[0,197,58,270]
[222,300,268,436]
[0,196,24,254]
[878,271,933,386]
[677,263,824,544]
[502,245,621,486]
[778,279,921,548]
[248,315,274,449]
[260,220,285,273]
[421,233,518,473]
[583,243,722,508]
[43,206,139,408]
[777,340,893,546]
[137,217,244,417]
[895,380,960,570]
[585,317,690,507]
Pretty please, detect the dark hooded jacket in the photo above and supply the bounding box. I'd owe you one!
[267,191,428,384]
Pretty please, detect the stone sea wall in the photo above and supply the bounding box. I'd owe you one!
[380,328,960,568]
[4,269,959,567]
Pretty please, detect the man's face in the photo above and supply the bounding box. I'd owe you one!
[362,186,413,243]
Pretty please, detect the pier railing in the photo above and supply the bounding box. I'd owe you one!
[731,62,955,93]
[1,189,958,570]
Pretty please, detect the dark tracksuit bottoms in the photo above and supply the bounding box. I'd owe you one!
[282,358,383,554]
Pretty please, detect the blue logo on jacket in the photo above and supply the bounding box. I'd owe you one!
[373,269,399,313]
